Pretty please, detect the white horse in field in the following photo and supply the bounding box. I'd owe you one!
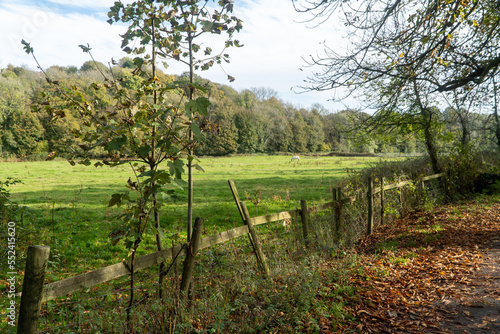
[290,155,300,162]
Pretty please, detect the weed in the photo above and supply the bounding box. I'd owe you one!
[376,239,400,253]
[423,233,444,243]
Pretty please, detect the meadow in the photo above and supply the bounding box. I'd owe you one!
[4,153,453,333]
[1,154,385,277]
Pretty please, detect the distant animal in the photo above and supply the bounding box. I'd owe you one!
[290,156,300,162]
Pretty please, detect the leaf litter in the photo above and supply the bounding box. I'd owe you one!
[327,198,500,333]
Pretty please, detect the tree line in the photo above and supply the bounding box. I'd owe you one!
[0,60,498,159]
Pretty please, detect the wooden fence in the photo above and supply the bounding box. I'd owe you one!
[17,173,445,333]
[367,172,445,235]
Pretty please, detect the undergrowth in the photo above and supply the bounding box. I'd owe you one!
[30,215,361,333]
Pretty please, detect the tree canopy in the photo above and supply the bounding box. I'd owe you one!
[294,0,500,171]
[294,0,500,100]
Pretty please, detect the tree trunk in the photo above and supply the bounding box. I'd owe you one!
[422,108,441,174]
[493,77,500,152]
[186,29,195,242]
[457,112,471,151]
[414,81,441,174]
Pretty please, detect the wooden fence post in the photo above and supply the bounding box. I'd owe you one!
[228,180,257,250]
[335,187,343,234]
[420,178,426,205]
[367,176,374,235]
[300,200,310,248]
[380,176,385,225]
[228,180,245,222]
[180,217,204,294]
[18,245,50,334]
[240,202,270,277]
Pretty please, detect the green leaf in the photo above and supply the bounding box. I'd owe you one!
[154,170,172,185]
[79,44,92,53]
[137,144,152,158]
[104,136,127,152]
[21,40,33,54]
[201,21,213,32]
[185,97,211,117]
[172,178,187,189]
[190,123,203,139]
[108,192,130,207]
[79,158,92,166]
[133,57,144,68]
[168,159,185,179]
[193,164,205,172]
[124,240,134,250]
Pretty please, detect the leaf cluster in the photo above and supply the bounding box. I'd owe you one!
[107,0,243,77]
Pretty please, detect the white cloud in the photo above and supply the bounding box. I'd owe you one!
[0,0,354,111]
[0,2,128,68]
[45,0,117,8]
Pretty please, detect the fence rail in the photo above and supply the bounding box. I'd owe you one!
[17,172,445,333]
[34,200,332,303]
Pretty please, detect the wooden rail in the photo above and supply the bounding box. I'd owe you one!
[367,172,445,234]
[24,200,331,303]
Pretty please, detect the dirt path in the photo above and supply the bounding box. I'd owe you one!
[337,199,500,333]
[434,236,500,334]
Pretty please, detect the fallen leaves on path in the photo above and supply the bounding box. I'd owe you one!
[334,198,500,333]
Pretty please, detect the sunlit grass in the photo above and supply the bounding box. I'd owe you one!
[1,154,391,277]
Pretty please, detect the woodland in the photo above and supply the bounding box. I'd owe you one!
[0,60,499,160]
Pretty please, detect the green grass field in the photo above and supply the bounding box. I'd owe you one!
[1,154,384,277]
[2,154,437,333]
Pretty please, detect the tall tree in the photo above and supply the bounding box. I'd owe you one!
[108,0,242,241]
[267,115,293,152]
[0,75,44,157]
[294,0,500,171]
[303,108,325,152]
[289,110,308,153]
[235,107,258,153]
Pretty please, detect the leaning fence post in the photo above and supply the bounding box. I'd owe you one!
[300,200,310,248]
[367,176,374,235]
[228,180,245,222]
[18,245,50,334]
[180,217,204,294]
[228,180,256,250]
[240,201,270,277]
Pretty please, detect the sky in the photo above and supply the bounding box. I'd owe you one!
[0,0,354,111]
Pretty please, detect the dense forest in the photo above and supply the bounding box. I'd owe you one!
[0,59,498,160]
